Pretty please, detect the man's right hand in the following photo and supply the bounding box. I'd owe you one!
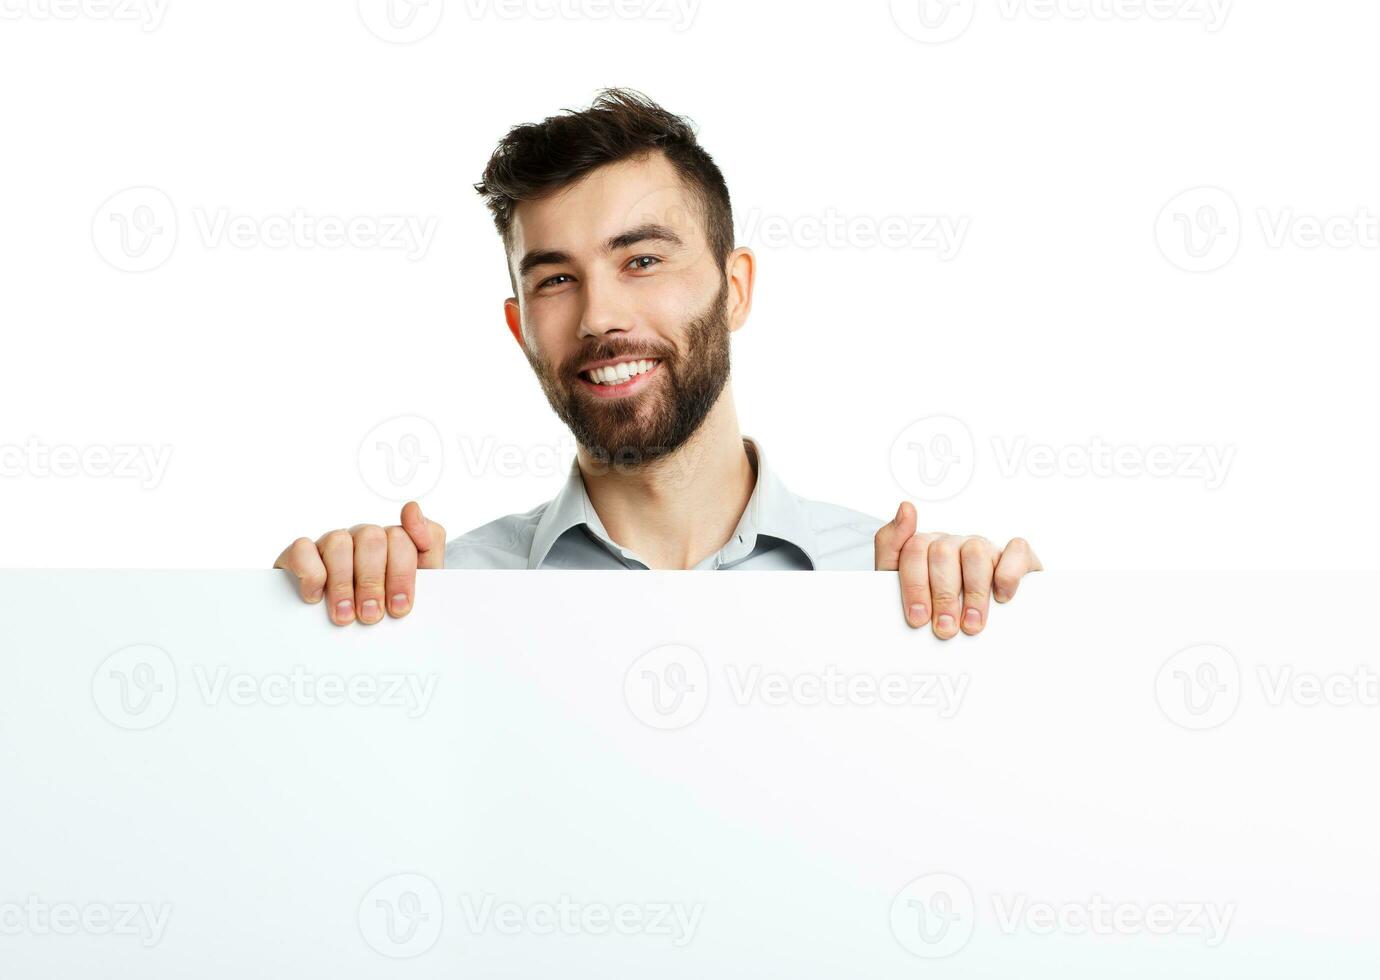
[273,501,446,626]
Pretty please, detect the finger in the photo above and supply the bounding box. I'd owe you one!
[927,535,964,640]
[401,501,447,570]
[350,524,389,625]
[384,525,418,618]
[315,529,356,626]
[273,537,327,603]
[959,537,998,635]
[898,532,938,628]
[874,502,916,572]
[993,537,1043,603]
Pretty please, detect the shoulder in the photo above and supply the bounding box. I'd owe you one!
[443,500,550,569]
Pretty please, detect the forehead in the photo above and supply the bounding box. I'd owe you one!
[508,151,702,265]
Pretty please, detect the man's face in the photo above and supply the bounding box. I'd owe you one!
[505,152,736,469]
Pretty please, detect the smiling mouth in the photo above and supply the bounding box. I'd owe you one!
[579,358,661,386]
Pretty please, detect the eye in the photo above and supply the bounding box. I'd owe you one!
[537,273,574,290]
[627,255,661,272]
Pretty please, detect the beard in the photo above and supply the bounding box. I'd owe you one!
[525,273,732,470]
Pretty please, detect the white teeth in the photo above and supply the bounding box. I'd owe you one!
[585,359,657,385]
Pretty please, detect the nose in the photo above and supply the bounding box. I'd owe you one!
[577,272,635,341]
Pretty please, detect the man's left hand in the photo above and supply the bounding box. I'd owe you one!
[874,501,1042,639]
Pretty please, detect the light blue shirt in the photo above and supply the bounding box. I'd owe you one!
[444,436,884,570]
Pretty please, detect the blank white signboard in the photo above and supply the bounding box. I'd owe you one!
[0,569,1376,977]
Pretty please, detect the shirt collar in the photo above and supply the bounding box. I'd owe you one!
[526,434,820,569]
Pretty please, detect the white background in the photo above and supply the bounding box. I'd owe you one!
[1,0,1375,570]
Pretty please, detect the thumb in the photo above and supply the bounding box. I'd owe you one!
[874,501,917,571]
[401,501,446,569]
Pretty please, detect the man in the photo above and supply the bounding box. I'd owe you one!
[274,88,1041,638]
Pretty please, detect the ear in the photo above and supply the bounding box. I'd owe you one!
[504,297,523,349]
[725,247,756,334]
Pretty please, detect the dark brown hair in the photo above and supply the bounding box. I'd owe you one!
[474,87,735,292]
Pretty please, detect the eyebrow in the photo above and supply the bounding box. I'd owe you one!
[517,222,686,282]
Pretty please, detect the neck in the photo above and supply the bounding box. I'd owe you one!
[575,387,755,570]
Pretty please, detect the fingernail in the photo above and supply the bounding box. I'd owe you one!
[391,593,409,614]
[937,613,956,634]
[895,502,905,523]
[335,599,353,622]
[308,589,323,603]
[908,603,928,627]
[360,598,380,622]
[963,608,981,629]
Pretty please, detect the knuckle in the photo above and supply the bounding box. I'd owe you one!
[385,525,415,550]
[353,524,387,548]
[929,588,959,607]
[928,539,959,564]
[354,577,385,594]
[320,529,351,551]
[960,536,990,558]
